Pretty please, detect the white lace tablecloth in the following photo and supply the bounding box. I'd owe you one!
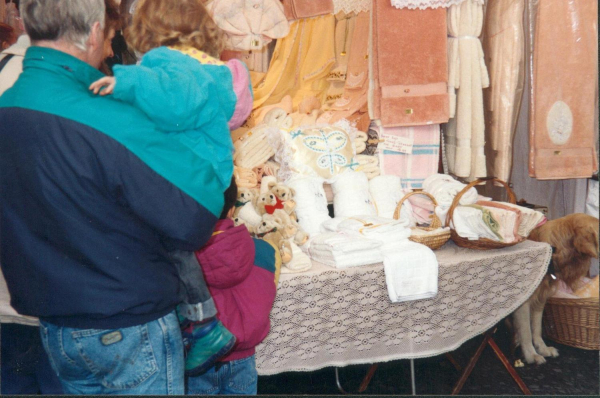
[256,240,551,375]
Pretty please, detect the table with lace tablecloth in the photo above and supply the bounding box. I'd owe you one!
[255,240,551,375]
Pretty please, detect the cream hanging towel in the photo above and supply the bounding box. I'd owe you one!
[445,0,489,181]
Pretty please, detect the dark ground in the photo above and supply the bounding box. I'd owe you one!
[257,321,599,395]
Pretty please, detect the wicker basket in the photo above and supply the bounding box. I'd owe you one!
[393,191,451,250]
[446,177,524,250]
[542,297,599,350]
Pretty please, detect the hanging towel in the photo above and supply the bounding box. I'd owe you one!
[251,16,336,111]
[375,124,441,189]
[287,176,331,236]
[331,171,377,218]
[528,0,598,179]
[482,0,525,182]
[383,240,438,303]
[445,0,489,180]
[369,1,449,127]
[282,0,334,20]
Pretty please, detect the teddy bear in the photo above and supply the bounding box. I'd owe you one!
[254,217,293,264]
[233,187,257,218]
[266,181,297,219]
[253,190,283,216]
[255,186,309,246]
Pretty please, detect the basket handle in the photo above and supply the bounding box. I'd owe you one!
[445,177,516,228]
[394,191,442,229]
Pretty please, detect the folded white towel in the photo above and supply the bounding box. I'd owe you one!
[337,216,412,245]
[287,176,331,237]
[423,174,478,208]
[451,206,501,241]
[281,242,312,273]
[309,232,384,268]
[332,171,377,218]
[384,240,438,303]
[369,176,415,225]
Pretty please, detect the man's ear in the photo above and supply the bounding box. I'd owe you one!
[89,21,104,49]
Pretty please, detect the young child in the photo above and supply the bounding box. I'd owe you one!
[187,178,280,395]
[89,0,253,376]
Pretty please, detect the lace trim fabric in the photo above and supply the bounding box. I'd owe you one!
[333,0,371,14]
[255,240,551,375]
[390,0,481,10]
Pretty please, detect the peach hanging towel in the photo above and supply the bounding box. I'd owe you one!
[528,0,598,179]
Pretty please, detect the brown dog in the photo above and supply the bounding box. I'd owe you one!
[510,213,599,364]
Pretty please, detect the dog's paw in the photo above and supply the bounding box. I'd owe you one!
[547,347,559,358]
[523,353,546,365]
[535,344,559,358]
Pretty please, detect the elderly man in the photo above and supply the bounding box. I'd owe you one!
[0,0,222,394]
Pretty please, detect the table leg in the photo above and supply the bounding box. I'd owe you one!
[451,328,494,395]
[410,359,416,396]
[487,335,532,395]
[335,364,380,394]
[358,364,379,393]
[445,353,463,372]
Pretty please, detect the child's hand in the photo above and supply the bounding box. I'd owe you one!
[89,76,116,96]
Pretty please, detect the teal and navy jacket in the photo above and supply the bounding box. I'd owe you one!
[111,46,243,196]
[0,47,226,329]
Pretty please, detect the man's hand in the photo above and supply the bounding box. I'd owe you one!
[89,76,116,96]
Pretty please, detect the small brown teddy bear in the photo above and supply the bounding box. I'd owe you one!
[267,181,298,220]
[253,191,282,216]
[254,217,293,264]
[233,187,257,217]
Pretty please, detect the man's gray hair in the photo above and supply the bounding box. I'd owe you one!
[21,0,105,51]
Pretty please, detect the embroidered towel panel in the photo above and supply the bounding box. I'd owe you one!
[372,1,450,127]
[529,0,598,179]
[377,124,441,189]
[283,0,334,20]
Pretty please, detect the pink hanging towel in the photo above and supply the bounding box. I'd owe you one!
[377,124,441,190]
[369,1,449,127]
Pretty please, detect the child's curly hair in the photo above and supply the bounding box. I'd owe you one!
[125,0,225,58]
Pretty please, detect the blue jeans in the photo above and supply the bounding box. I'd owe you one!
[1,323,63,395]
[39,311,184,395]
[186,355,257,395]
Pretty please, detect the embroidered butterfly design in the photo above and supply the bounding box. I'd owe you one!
[302,130,348,174]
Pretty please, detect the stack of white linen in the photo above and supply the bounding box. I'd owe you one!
[287,176,331,237]
[502,202,546,237]
[368,176,416,225]
[451,205,502,241]
[326,216,439,302]
[383,240,438,303]
[309,232,383,268]
[331,171,377,218]
[423,174,479,226]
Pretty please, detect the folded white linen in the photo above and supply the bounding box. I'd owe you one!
[451,206,501,241]
[281,242,312,273]
[309,232,384,268]
[337,216,412,245]
[501,203,546,237]
[384,240,438,303]
[287,176,331,237]
[331,171,377,218]
[423,174,478,208]
[369,176,415,225]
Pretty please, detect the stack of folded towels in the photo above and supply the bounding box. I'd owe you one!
[451,200,546,242]
[312,216,438,303]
